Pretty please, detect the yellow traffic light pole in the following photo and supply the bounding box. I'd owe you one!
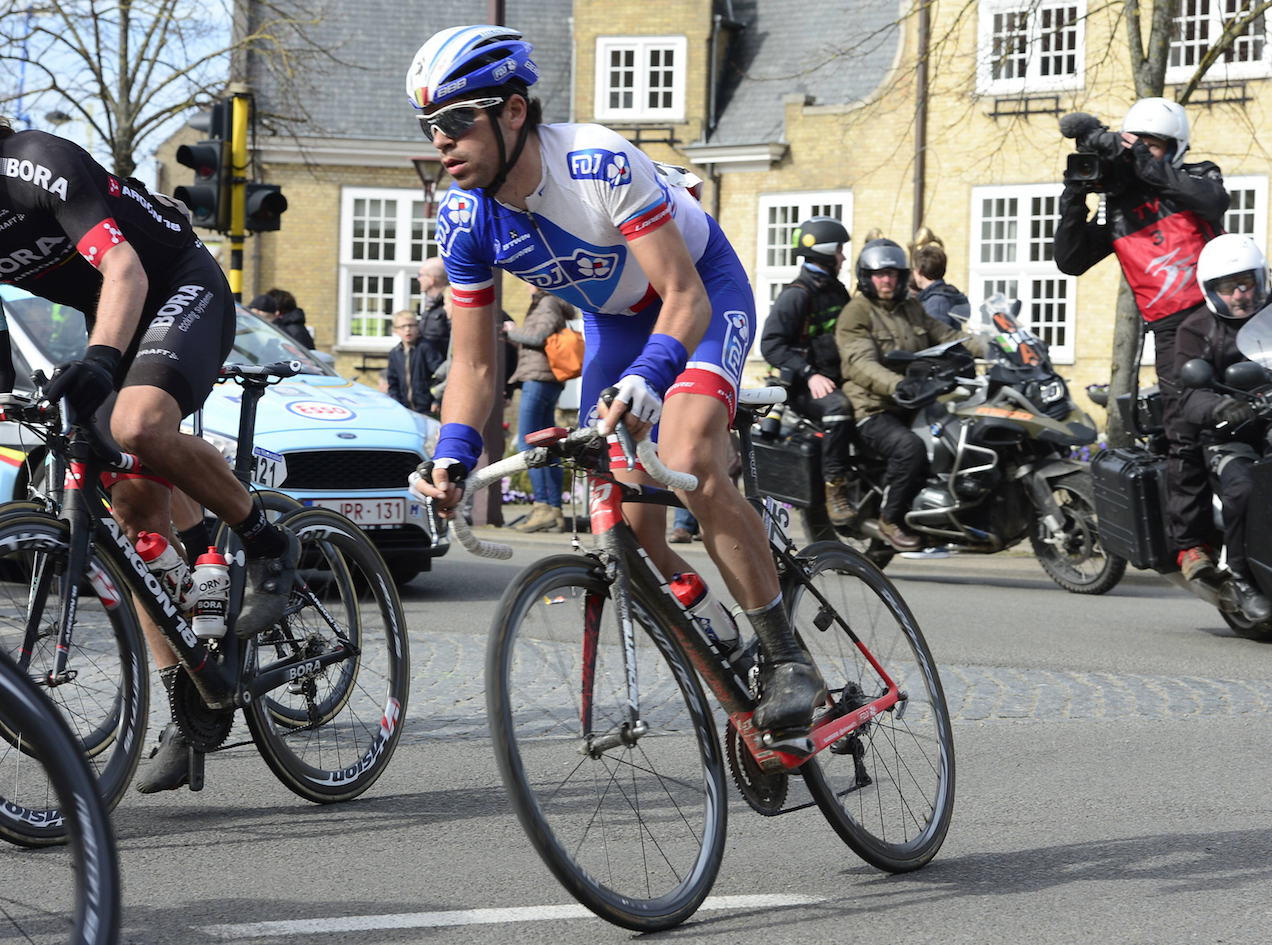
[227,85,251,301]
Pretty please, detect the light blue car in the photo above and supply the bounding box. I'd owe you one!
[0,286,447,584]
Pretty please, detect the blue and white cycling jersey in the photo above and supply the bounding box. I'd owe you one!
[438,123,712,314]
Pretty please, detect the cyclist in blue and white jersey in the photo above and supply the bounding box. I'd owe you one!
[406,25,825,736]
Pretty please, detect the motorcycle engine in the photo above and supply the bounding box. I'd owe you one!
[952,465,1003,499]
[915,485,955,511]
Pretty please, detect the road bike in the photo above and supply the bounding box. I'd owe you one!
[0,649,121,944]
[452,387,956,931]
[0,362,410,831]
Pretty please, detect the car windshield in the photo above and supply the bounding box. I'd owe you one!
[0,288,333,377]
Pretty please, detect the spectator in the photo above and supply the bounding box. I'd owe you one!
[386,309,435,415]
[912,243,969,328]
[417,258,451,374]
[505,285,574,532]
[267,288,316,349]
[248,293,277,322]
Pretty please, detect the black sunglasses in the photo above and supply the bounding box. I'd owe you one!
[419,97,505,140]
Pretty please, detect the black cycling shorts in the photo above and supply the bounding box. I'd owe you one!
[120,245,235,417]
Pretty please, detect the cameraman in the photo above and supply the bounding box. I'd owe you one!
[1175,234,1272,622]
[760,216,856,525]
[1053,98,1229,582]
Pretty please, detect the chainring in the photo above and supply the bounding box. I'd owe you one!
[725,720,788,816]
[171,667,235,752]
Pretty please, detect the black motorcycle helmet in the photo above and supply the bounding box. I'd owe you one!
[855,238,911,300]
[793,216,850,270]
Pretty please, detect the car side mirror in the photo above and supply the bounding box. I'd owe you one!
[1180,358,1215,390]
[1224,360,1269,391]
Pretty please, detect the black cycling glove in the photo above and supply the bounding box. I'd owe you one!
[45,345,121,420]
[1214,396,1255,429]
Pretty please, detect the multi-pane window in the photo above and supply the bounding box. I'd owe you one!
[970,184,1076,363]
[339,187,437,346]
[1168,0,1271,81]
[978,0,1086,94]
[754,192,852,350]
[1223,174,1268,248]
[595,36,687,121]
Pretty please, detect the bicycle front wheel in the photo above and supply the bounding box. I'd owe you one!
[787,541,955,872]
[0,513,148,831]
[487,555,727,932]
[244,508,409,803]
[0,652,121,944]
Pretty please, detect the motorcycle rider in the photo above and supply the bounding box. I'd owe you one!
[1175,234,1272,622]
[1054,97,1228,583]
[835,239,985,551]
[760,216,856,525]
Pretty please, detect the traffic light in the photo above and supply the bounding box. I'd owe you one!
[244,183,288,232]
[174,103,229,231]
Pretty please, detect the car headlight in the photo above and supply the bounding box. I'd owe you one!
[412,413,440,458]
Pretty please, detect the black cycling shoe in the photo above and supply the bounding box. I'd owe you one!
[753,662,827,734]
[135,723,198,794]
[236,528,300,638]
[1226,576,1272,623]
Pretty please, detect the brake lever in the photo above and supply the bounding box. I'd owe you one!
[600,385,638,471]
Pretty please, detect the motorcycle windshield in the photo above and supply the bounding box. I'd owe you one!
[967,294,1050,370]
[1235,303,1272,368]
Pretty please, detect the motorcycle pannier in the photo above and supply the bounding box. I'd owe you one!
[1091,447,1173,571]
[752,434,821,508]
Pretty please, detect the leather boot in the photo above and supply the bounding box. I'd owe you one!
[878,516,922,552]
[824,480,855,528]
[1225,575,1272,623]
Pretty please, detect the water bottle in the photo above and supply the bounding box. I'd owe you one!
[669,572,739,653]
[135,531,193,612]
[190,547,231,640]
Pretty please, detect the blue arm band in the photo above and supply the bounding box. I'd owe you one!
[432,423,484,470]
[622,333,689,397]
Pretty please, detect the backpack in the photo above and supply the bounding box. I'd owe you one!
[544,326,585,382]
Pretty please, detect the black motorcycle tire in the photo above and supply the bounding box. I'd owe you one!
[800,504,896,570]
[1029,471,1127,595]
[1220,611,1272,642]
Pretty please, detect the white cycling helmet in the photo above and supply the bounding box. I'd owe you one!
[406,25,538,110]
[1121,97,1190,168]
[1197,233,1269,319]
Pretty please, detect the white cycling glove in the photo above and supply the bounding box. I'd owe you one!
[607,374,663,429]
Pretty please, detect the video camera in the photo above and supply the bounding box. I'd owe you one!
[1060,112,1127,194]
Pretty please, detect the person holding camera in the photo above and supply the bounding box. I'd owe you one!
[835,239,984,551]
[1174,234,1272,622]
[1053,98,1229,582]
[760,216,856,525]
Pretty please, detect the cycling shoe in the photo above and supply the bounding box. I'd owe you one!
[236,527,300,638]
[135,723,198,794]
[753,661,827,734]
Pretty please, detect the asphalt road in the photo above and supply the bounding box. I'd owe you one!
[14,529,1272,945]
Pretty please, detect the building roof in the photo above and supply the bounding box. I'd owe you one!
[250,0,573,142]
[710,0,902,145]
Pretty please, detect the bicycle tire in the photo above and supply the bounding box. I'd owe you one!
[487,554,727,932]
[0,651,121,944]
[244,507,409,803]
[787,541,955,872]
[0,513,148,826]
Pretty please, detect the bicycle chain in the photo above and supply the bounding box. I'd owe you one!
[724,720,788,816]
[171,667,234,752]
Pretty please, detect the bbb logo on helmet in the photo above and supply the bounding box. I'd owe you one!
[568,149,631,187]
[436,77,467,99]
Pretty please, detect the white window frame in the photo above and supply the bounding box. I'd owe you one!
[753,191,853,356]
[1222,173,1268,248]
[968,183,1077,364]
[337,186,438,348]
[1167,0,1272,85]
[594,35,688,122]
[976,0,1086,96]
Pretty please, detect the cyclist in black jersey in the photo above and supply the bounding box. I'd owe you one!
[0,118,301,791]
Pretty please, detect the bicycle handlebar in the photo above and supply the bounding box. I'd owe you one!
[0,392,140,472]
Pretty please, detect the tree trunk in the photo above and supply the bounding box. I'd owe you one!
[1105,274,1142,447]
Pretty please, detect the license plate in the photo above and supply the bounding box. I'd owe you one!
[309,498,405,526]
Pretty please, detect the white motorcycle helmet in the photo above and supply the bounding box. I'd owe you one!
[1197,233,1269,319]
[1121,97,1190,168]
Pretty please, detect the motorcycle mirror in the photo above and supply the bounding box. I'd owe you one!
[884,349,917,366]
[1224,360,1270,391]
[1179,359,1215,390]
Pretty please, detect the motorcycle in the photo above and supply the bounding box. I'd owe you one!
[1091,304,1272,639]
[752,294,1127,595]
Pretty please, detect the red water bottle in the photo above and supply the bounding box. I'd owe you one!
[135,531,194,611]
[669,572,740,651]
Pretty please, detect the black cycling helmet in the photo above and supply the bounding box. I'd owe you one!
[855,238,911,299]
[793,216,850,269]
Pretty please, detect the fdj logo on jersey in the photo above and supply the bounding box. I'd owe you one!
[523,248,621,290]
[567,149,631,187]
[434,192,475,254]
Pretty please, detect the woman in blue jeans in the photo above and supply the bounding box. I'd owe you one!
[505,286,575,532]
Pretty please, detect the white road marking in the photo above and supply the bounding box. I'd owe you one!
[201,894,825,939]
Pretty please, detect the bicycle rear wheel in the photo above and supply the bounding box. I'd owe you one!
[487,555,727,932]
[787,541,955,872]
[244,507,409,803]
[0,513,148,827]
[0,652,121,944]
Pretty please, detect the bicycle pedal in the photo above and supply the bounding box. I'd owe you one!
[187,747,205,793]
[760,732,815,756]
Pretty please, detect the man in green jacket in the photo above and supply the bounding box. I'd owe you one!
[835,239,983,550]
